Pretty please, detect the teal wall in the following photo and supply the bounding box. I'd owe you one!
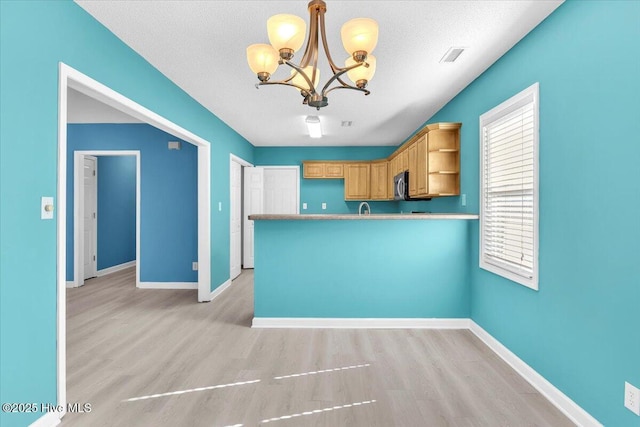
[96,155,137,271]
[0,1,253,425]
[418,1,639,425]
[254,219,471,318]
[255,146,401,214]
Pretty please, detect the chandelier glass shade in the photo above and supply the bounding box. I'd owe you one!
[246,0,379,110]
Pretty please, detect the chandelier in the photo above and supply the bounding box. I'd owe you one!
[246,0,379,110]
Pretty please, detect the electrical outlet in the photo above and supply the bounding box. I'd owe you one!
[192,262,198,271]
[322,203,327,210]
[302,203,307,210]
[625,381,640,415]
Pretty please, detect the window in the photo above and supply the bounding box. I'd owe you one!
[480,83,539,290]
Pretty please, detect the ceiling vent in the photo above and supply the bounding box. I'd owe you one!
[440,47,465,63]
[341,121,353,127]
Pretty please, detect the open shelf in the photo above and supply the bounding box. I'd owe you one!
[429,148,459,153]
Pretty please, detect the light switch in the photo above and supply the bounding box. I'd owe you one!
[461,194,467,207]
[322,203,327,210]
[41,197,54,220]
[218,202,222,211]
[302,203,308,210]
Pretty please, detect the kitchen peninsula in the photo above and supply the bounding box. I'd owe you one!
[250,213,478,327]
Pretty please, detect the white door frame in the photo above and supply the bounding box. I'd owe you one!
[229,154,252,279]
[57,63,212,419]
[83,155,98,281]
[72,151,141,288]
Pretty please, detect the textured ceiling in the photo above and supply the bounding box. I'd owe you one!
[75,0,563,146]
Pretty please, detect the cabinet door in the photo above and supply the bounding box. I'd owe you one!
[416,136,428,194]
[344,163,371,200]
[400,150,408,172]
[370,162,388,200]
[408,142,417,196]
[387,159,394,200]
[303,162,324,178]
[324,162,344,178]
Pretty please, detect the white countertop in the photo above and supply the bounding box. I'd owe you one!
[248,213,479,221]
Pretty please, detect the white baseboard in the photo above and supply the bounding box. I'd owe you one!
[251,317,471,329]
[97,260,135,277]
[29,411,61,427]
[137,282,197,290]
[209,279,232,302]
[66,281,78,288]
[468,321,602,427]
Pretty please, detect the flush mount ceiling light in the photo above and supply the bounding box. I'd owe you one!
[305,115,322,138]
[246,0,378,110]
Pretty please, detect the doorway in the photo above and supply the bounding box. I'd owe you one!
[57,63,212,417]
[71,151,140,288]
[230,154,252,280]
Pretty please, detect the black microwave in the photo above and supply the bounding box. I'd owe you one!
[393,171,409,200]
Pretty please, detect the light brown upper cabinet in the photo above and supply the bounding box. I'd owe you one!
[407,141,418,196]
[303,122,461,200]
[396,124,460,198]
[426,127,460,196]
[370,161,388,200]
[416,135,428,195]
[303,161,344,178]
[344,163,371,200]
[400,149,408,172]
[387,156,396,200]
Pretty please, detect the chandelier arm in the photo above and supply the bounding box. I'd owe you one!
[318,10,341,73]
[283,60,316,94]
[310,30,320,94]
[324,85,370,97]
[257,80,311,93]
[319,61,365,95]
[299,3,319,68]
[336,75,353,88]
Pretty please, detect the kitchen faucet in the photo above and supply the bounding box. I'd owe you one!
[358,201,371,215]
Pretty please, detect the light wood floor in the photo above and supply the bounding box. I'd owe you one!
[62,268,573,427]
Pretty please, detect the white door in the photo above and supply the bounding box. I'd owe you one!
[243,167,264,269]
[230,160,242,279]
[243,167,299,268]
[264,168,299,214]
[83,156,97,280]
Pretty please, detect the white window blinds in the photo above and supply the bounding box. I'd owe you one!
[480,83,538,290]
